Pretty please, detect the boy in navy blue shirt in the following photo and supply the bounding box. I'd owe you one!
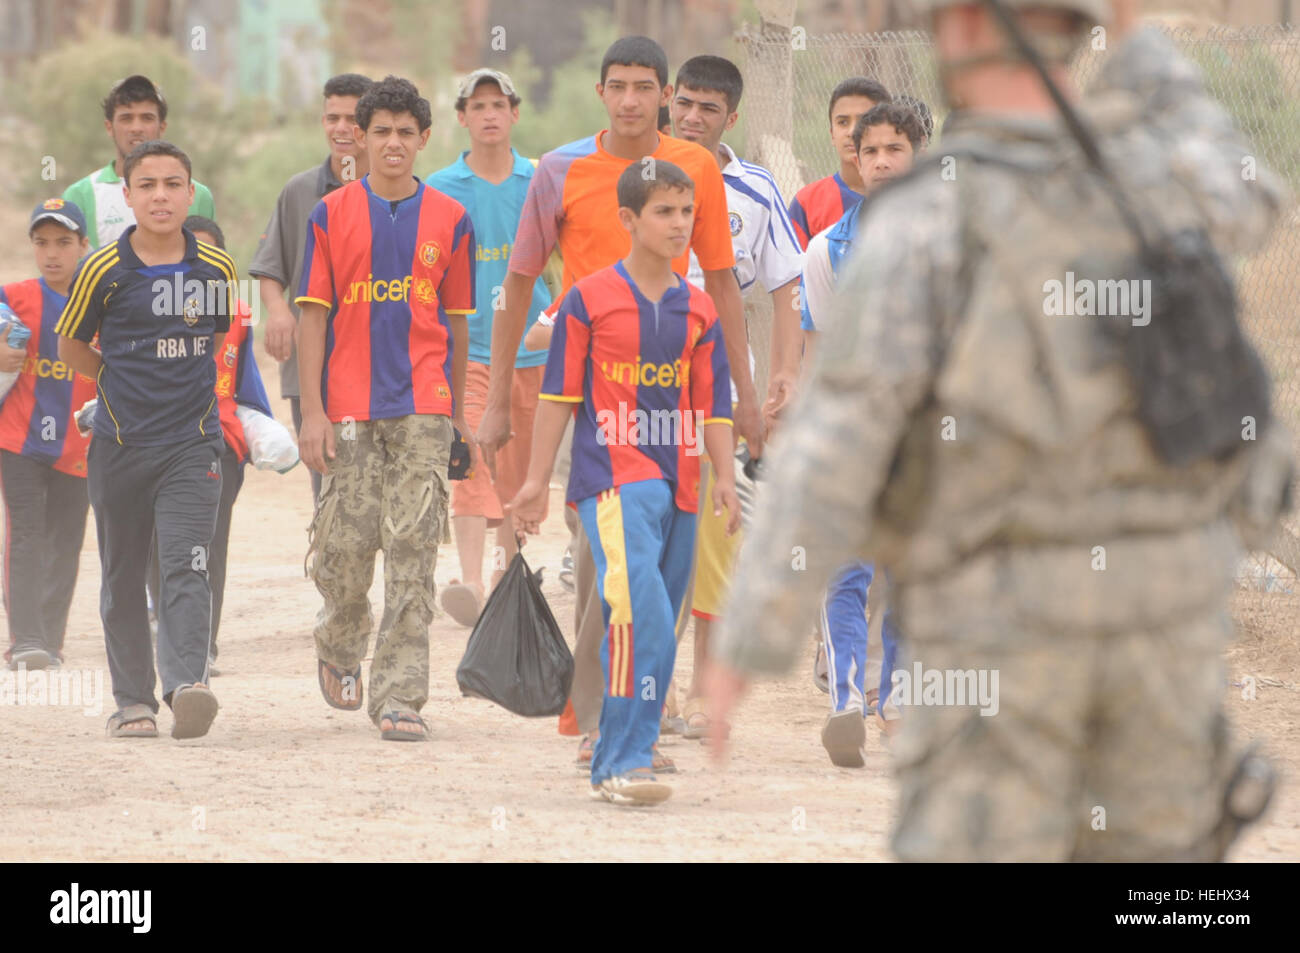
[57,140,235,741]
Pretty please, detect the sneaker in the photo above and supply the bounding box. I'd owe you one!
[821,709,867,768]
[589,770,673,806]
[9,644,50,671]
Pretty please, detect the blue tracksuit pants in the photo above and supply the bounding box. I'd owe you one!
[578,479,695,785]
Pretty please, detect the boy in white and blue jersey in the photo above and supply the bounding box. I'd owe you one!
[800,101,925,766]
[671,55,804,740]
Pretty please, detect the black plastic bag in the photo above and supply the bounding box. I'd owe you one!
[455,552,573,716]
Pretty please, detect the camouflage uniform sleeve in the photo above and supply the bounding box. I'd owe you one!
[1095,26,1287,254]
[712,178,963,676]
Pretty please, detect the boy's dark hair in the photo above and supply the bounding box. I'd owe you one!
[617,158,694,215]
[355,75,432,132]
[123,140,191,185]
[323,73,373,100]
[185,215,225,249]
[675,55,744,113]
[894,94,934,141]
[600,35,669,88]
[103,74,166,122]
[852,103,926,152]
[827,77,890,120]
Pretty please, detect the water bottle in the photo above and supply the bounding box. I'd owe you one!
[0,303,29,349]
[0,303,27,402]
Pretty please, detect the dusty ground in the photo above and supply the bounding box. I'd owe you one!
[0,393,1297,862]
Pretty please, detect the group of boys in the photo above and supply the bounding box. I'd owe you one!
[422,37,933,801]
[4,73,270,745]
[3,37,932,804]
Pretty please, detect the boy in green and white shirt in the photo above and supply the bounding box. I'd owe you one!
[63,75,214,249]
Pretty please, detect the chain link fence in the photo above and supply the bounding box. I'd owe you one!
[739,24,1300,640]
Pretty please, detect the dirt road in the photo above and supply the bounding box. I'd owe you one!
[1,396,1296,862]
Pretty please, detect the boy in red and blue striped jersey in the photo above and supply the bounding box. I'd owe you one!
[786,77,890,250]
[0,200,95,671]
[509,161,740,805]
[296,76,475,742]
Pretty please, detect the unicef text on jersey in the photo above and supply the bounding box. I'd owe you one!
[150,274,260,326]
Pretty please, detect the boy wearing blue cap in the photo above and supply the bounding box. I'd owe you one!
[0,199,95,671]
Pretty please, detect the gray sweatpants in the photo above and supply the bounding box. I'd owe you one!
[88,433,223,713]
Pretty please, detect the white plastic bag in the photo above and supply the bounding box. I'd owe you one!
[235,405,299,473]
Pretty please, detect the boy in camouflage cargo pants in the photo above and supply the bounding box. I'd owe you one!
[295,77,477,741]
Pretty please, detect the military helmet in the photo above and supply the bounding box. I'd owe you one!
[910,0,1110,24]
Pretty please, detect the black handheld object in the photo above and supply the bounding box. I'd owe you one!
[983,0,1272,466]
[448,428,472,480]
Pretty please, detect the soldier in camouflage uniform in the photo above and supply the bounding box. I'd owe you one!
[708,0,1293,860]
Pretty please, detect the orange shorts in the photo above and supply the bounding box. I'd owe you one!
[451,361,546,526]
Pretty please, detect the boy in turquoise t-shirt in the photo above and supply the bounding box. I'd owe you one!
[425,69,552,627]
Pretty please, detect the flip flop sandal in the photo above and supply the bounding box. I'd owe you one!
[318,658,362,711]
[171,684,219,740]
[559,549,575,593]
[682,697,710,740]
[575,734,595,772]
[380,711,428,742]
[107,704,158,739]
[651,745,677,774]
[440,581,484,628]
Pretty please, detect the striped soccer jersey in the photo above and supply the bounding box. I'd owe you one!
[296,176,475,422]
[541,261,732,513]
[0,278,96,475]
[787,171,861,251]
[509,131,735,300]
[686,143,804,403]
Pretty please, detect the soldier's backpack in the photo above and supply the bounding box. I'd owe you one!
[985,0,1272,467]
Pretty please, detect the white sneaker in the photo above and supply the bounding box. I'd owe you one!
[589,771,673,806]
